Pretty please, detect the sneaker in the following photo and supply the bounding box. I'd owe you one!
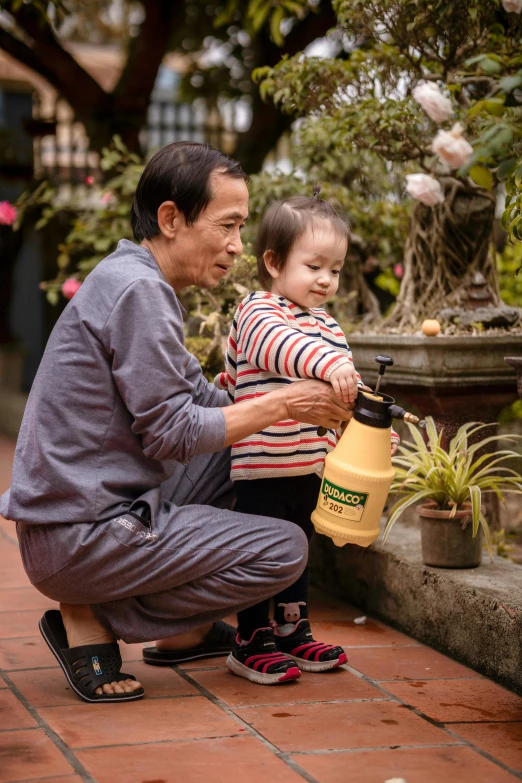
[226,627,301,685]
[273,619,347,672]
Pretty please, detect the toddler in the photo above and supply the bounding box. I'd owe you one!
[217,188,398,684]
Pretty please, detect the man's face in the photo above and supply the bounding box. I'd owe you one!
[170,171,249,290]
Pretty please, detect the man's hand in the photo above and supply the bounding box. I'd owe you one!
[281,379,354,430]
[329,363,359,404]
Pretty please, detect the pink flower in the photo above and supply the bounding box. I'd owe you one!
[412,82,453,123]
[405,173,445,206]
[101,191,113,204]
[432,123,473,168]
[394,263,404,279]
[502,0,522,12]
[0,201,17,226]
[61,278,82,300]
[85,175,94,185]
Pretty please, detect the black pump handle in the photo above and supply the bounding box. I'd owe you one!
[374,354,393,395]
[375,354,394,373]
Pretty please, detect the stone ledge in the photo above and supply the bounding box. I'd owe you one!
[310,520,522,695]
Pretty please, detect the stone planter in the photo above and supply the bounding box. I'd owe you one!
[504,356,522,399]
[348,334,520,439]
[349,334,520,532]
[418,501,482,569]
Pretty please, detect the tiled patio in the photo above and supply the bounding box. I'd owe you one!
[1,434,521,783]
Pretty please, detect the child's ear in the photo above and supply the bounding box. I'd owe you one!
[263,249,280,279]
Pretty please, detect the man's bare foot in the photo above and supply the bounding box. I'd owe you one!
[60,603,143,696]
[156,623,213,651]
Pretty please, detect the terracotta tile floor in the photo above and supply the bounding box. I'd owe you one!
[0,434,521,783]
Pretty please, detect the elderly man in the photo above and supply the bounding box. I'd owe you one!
[0,142,350,702]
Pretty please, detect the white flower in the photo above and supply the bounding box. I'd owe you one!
[502,0,522,13]
[412,82,454,123]
[405,173,445,206]
[432,123,473,168]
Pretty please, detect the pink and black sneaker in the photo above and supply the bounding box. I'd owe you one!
[273,619,347,672]
[226,627,301,685]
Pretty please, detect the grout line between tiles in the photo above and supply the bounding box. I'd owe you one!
[174,664,320,783]
[0,691,204,715]
[375,676,484,682]
[235,697,391,709]
[4,775,79,783]
[72,733,248,751]
[1,670,97,783]
[289,741,467,756]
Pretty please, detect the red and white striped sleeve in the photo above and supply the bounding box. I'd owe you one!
[237,298,350,381]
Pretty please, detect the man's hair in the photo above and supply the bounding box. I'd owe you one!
[131,141,248,242]
[255,191,350,290]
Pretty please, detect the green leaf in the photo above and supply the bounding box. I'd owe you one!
[382,489,436,544]
[468,484,482,537]
[270,6,285,46]
[497,158,518,180]
[469,165,494,189]
[499,74,522,93]
[480,58,502,75]
[47,289,59,306]
[252,1,271,32]
[465,54,487,67]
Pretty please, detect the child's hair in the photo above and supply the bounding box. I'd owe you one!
[255,185,350,290]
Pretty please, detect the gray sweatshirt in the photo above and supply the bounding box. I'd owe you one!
[0,240,227,525]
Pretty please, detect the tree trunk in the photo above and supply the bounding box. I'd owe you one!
[385,178,498,330]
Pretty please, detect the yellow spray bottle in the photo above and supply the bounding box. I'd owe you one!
[311,355,422,548]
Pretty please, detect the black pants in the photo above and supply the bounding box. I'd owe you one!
[234,473,321,640]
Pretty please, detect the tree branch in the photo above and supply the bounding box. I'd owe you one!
[113,0,183,116]
[7,5,109,115]
[0,27,59,86]
[282,0,336,57]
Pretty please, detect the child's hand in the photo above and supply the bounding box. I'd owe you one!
[329,363,359,404]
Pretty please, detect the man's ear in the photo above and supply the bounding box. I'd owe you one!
[263,249,281,279]
[157,201,182,239]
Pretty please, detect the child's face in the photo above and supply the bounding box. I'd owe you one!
[265,222,347,309]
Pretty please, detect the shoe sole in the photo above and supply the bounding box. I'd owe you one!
[286,651,348,672]
[39,616,144,704]
[226,653,301,685]
[143,648,232,666]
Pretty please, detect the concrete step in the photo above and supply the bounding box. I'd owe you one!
[310,519,522,695]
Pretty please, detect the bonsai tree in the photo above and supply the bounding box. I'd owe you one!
[253,0,522,328]
[383,416,522,560]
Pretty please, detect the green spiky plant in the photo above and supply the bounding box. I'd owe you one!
[383,417,522,559]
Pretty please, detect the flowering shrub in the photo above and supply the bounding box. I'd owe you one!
[0,201,17,226]
[431,125,474,172]
[61,278,82,300]
[405,174,445,206]
[412,83,453,124]
[253,0,522,327]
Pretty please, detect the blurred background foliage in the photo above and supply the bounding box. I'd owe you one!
[3,0,522,378]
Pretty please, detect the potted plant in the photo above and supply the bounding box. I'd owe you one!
[383,417,522,568]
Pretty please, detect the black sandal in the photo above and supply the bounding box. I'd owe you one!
[39,610,144,703]
[143,620,236,666]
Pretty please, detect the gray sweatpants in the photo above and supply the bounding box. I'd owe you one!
[17,448,308,643]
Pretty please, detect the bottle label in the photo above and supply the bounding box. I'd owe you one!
[318,478,368,521]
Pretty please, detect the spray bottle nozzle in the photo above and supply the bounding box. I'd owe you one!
[373,354,393,396]
[389,405,425,428]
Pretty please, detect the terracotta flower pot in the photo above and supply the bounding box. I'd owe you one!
[417,501,482,569]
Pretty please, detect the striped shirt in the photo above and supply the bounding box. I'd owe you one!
[217,291,362,480]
